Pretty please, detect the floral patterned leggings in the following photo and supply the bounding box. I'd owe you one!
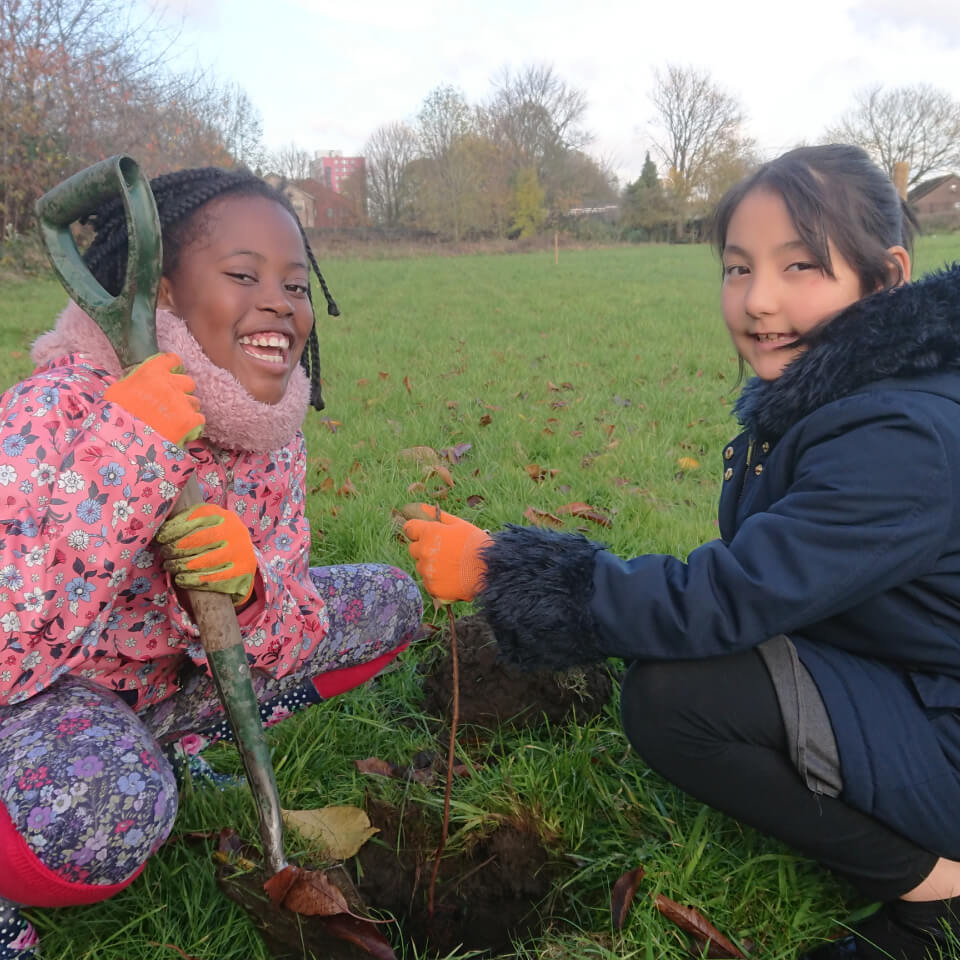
[0,563,421,935]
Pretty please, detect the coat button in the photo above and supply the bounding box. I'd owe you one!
[760,441,770,454]
[724,467,734,480]
[724,446,734,460]
[754,464,764,476]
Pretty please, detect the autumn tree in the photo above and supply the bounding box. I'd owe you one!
[364,121,419,227]
[507,167,545,238]
[0,0,264,239]
[412,85,478,240]
[826,84,960,187]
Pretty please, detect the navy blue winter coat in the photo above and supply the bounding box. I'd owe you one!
[479,264,960,857]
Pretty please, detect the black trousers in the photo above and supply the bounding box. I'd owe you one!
[619,650,939,902]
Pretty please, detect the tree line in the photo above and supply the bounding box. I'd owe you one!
[4,0,960,249]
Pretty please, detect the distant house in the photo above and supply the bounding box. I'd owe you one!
[263,175,316,229]
[294,178,363,229]
[262,175,364,230]
[908,174,960,229]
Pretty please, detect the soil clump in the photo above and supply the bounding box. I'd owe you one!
[420,614,614,728]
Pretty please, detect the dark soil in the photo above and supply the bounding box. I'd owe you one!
[421,614,614,728]
[354,796,565,956]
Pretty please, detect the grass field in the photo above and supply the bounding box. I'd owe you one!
[2,236,960,960]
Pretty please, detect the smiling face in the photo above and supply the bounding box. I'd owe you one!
[720,187,866,381]
[157,194,314,405]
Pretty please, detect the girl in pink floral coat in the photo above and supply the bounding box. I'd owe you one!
[0,167,422,958]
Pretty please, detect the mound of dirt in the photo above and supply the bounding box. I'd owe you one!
[420,614,614,728]
[355,796,564,956]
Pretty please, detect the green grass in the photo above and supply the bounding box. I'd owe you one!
[2,236,960,960]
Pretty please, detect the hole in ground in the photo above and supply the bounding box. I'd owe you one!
[353,796,567,956]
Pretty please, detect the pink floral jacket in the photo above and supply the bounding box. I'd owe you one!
[0,303,328,710]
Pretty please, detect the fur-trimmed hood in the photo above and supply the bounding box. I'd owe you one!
[31,301,309,454]
[735,263,960,440]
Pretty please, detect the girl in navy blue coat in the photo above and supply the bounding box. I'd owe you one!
[404,144,960,959]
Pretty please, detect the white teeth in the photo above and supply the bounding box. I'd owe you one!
[756,333,793,342]
[244,348,284,364]
[239,333,290,349]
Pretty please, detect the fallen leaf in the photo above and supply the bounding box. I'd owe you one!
[611,865,645,931]
[317,915,397,959]
[424,464,455,488]
[677,457,701,471]
[355,756,395,778]
[356,378,369,387]
[479,413,493,427]
[318,476,334,492]
[281,806,379,860]
[319,418,341,433]
[446,400,458,409]
[439,442,472,463]
[337,477,358,497]
[406,481,426,494]
[403,376,412,394]
[547,380,560,391]
[284,868,351,917]
[653,894,746,958]
[466,494,485,508]
[555,502,612,528]
[523,506,564,528]
[378,371,389,379]
[264,864,299,906]
[397,446,439,464]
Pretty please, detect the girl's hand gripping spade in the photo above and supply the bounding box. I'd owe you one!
[35,155,289,876]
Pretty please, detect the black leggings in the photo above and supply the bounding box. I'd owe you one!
[620,650,939,902]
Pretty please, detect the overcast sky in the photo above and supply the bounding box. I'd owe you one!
[147,0,960,185]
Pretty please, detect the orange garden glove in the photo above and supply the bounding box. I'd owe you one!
[402,503,493,605]
[103,352,204,447]
[156,504,257,607]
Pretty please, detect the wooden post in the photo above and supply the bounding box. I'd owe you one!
[893,162,909,201]
[554,229,559,265]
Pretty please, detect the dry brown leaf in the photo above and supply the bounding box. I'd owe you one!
[479,413,493,426]
[281,806,379,860]
[653,894,745,958]
[424,464,455,488]
[611,865,645,931]
[318,476,334,492]
[355,756,396,778]
[466,494,485,508]
[263,864,299,906]
[523,506,564,528]
[556,502,612,528]
[356,378,369,387]
[403,375,412,394]
[677,457,701,471]
[318,418,341,433]
[283,868,351,917]
[337,477,358,497]
[378,371,389,379]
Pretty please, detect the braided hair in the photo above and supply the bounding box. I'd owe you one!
[81,166,338,411]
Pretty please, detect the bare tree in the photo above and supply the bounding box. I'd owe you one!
[649,64,750,201]
[364,121,419,226]
[826,84,960,187]
[484,63,590,171]
[271,141,312,180]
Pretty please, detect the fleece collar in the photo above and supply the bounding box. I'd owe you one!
[734,264,960,439]
[31,302,309,454]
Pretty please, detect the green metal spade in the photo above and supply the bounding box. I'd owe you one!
[35,155,288,876]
